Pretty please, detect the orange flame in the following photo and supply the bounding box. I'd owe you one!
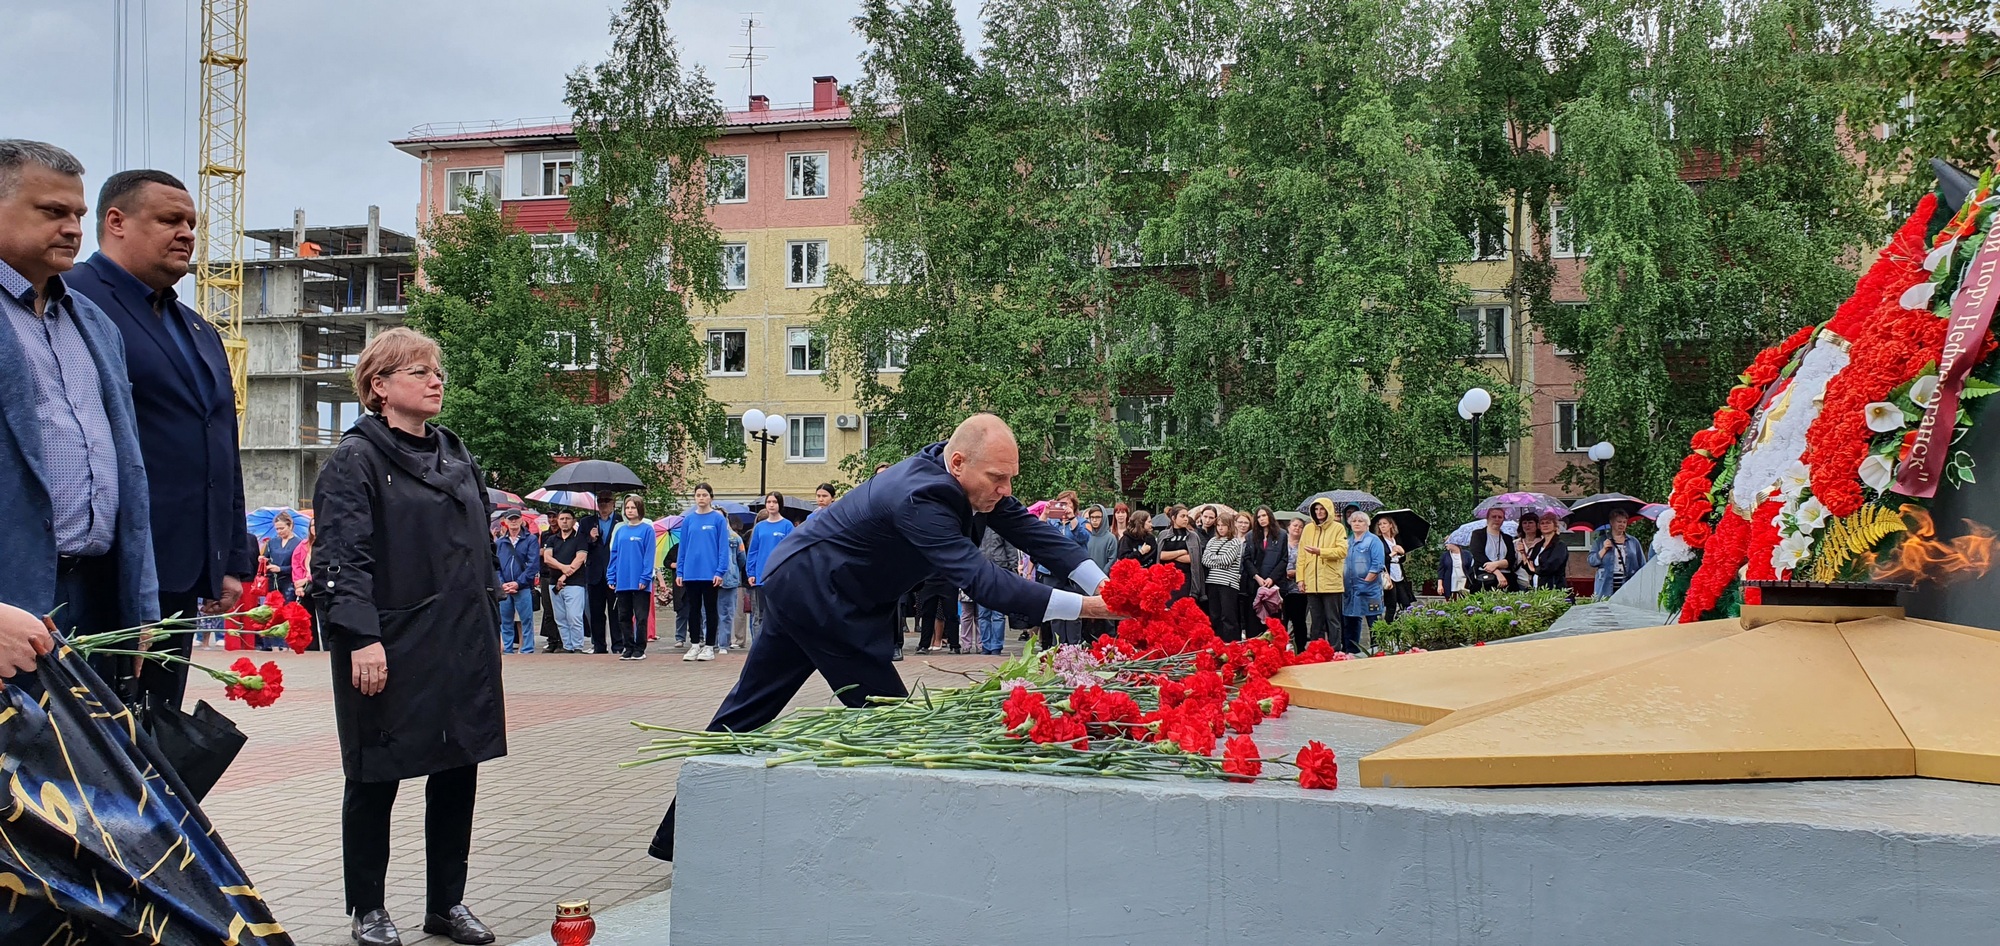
[1868,506,1996,586]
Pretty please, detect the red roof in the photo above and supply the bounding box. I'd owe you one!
[393,103,855,151]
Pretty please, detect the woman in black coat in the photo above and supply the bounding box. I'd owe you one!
[1239,506,1288,630]
[310,328,505,946]
[1467,508,1518,593]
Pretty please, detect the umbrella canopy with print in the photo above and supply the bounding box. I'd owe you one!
[1371,509,1431,550]
[0,644,292,946]
[245,507,310,542]
[486,487,526,509]
[1567,493,1650,529]
[653,514,686,538]
[1297,490,1383,515]
[527,488,597,510]
[1473,491,1569,519]
[542,459,645,495]
[1446,518,1517,548]
[1639,502,1669,521]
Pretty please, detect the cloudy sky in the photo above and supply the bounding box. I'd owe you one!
[3,0,980,248]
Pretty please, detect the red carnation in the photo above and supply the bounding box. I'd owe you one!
[1002,686,1051,735]
[281,602,314,653]
[244,661,284,708]
[1299,639,1336,664]
[1726,382,1762,411]
[1295,740,1339,790]
[1225,696,1263,734]
[1223,735,1263,782]
[1031,712,1089,749]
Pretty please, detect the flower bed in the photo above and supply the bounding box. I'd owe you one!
[1371,588,1576,652]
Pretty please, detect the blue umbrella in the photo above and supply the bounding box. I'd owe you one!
[715,500,755,526]
[246,507,310,542]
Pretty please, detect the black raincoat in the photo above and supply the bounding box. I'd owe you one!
[310,415,506,783]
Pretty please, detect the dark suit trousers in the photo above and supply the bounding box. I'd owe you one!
[138,589,202,712]
[343,765,478,915]
[650,604,909,861]
[54,555,133,699]
[587,581,611,653]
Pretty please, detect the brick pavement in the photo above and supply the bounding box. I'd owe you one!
[198,622,1010,945]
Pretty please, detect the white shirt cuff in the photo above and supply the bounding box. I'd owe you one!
[1043,589,1084,623]
[1067,559,1108,594]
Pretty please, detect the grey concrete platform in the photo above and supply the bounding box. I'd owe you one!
[668,708,2000,946]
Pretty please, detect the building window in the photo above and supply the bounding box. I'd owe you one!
[864,412,904,450]
[445,167,500,213]
[788,240,828,287]
[1549,204,1581,258]
[547,320,598,370]
[1465,221,1510,261]
[788,415,828,461]
[558,419,599,458]
[530,232,579,283]
[1115,395,1174,450]
[787,327,825,374]
[863,239,920,284]
[710,155,748,203]
[1459,305,1508,357]
[706,329,747,375]
[787,152,829,199]
[873,330,911,372]
[720,243,748,289]
[705,416,744,464]
[541,155,576,196]
[1556,401,1590,453]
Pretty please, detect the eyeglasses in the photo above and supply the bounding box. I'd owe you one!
[399,365,447,384]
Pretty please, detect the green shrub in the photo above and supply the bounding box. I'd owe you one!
[1373,588,1578,652]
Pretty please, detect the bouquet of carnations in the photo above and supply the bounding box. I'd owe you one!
[62,595,314,708]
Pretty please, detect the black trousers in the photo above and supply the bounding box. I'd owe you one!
[343,765,478,916]
[138,588,203,712]
[1282,592,1309,653]
[917,594,956,651]
[682,580,719,646]
[613,589,650,656]
[53,555,133,699]
[538,578,561,650]
[586,581,612,653]
[651,603,908,861]
[1304,592,1342,648]
[1208,584,1241,641]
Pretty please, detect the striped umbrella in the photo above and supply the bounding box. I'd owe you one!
[527,488,597,509]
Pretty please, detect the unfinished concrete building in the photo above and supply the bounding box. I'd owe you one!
[240,207,417,509]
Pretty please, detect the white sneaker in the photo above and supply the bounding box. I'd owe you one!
[696,645,716,661]
[716,647,730,655]
[683,643,701,661]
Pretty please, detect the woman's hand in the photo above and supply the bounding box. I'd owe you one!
[675,576,684,587]
[1303,545,1319,555]
[351,643,388,696]
[0,604,54,681]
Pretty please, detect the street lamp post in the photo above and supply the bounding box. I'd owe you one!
[1459,387,1492,511]
[1588,441,1615,492]
[740,408,787,496]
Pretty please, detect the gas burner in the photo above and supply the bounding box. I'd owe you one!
[1743,579,1915,609]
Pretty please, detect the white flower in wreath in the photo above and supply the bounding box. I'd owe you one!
[1910,374,1940,410]
[1864,401,1905,434]
[1858,453,1895,492]
[1923,239,1957,274]
[1777,460,1812,499]
[1795,496,1830,533]
[1773,534,1813,572]
[1900,280,1937,311]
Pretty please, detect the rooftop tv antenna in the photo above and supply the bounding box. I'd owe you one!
[729,15,768,101]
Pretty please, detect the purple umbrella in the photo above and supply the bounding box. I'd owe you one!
[1473,492,1569,519]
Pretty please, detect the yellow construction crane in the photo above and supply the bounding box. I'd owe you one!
[194,0,249,427]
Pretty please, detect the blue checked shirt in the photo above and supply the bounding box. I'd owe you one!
[1,259,119,556]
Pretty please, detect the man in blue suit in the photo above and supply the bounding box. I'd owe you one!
[67,169,255,711]
[648,413,1119,861]
[0,141,160,683]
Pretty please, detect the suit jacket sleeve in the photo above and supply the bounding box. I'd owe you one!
[311,442,382,648]
[894,494,1057,618]
[989,499,1090,582]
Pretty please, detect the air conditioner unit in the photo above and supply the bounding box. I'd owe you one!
[834,413,861,430]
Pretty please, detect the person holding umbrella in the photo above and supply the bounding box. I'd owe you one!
[1370,514,1414,621]
[309,327,504,946]
[1588,509,1649,597]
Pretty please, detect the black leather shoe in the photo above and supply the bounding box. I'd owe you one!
[422,905,495,945]
[351,909,402,946]
[891,645,904,662]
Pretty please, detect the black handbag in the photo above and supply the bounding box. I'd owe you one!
[141,698,247,801]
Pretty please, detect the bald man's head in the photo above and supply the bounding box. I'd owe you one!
[945,413,1020,513]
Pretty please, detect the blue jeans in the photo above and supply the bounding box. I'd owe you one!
[744,586,765,648]
[499,587,536,653]
[716,587,737,649]
[552,584,588,652]
[977,606,1007,654]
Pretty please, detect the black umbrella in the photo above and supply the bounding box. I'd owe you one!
[778,495,817,524]
[1297,489,1383,515]
[486,486,526,508]
[1566,493,1649,529]
[1370,508,1430,550]
[542,459,644,494]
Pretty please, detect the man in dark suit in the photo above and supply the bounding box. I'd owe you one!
[68,169,256,711]
[647,413,1119,862]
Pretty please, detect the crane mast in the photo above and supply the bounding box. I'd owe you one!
[195,0,249,426]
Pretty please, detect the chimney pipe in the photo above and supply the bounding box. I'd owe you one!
[813,76,838,111]
[749,94,770,112]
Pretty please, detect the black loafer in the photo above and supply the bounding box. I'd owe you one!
[351,908,402,946]
[422,905,495,945]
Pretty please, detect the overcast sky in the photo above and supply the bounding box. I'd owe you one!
[2,0,980,250]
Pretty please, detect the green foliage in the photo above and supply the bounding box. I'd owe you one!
[561,0,731,497]
[1849,0,2000,209]
[1373,587,1578,651]
[406,199,588,490]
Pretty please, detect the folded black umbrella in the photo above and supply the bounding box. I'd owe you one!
[542,459,645,494]
[142,698,247,802]
[0,643,290,945]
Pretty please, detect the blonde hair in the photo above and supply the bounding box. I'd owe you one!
[353,326,443,413]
